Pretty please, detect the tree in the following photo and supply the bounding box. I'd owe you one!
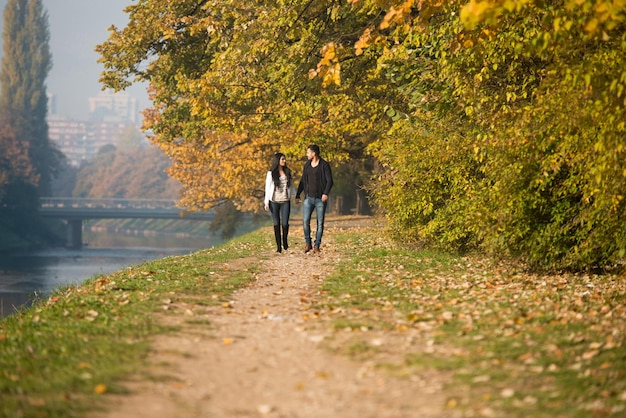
[96,0,393,212]
[359,0,626,270]
[72,143,181,199]
[98,0,626,270]
[0,0,61,210]
[0,114,37,205]
[117,124,146,152]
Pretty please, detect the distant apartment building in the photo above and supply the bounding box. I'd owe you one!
[88,89,139,124]
[47,118,135,167]
[47,90,143,167]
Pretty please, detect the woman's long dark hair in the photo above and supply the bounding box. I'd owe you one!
[270,152,292,188]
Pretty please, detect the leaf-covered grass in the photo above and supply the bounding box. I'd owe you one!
[321,227,626,417]
[0,231,267,418]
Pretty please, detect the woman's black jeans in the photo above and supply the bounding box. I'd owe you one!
[270,201,290,252]
[269,200,290,227]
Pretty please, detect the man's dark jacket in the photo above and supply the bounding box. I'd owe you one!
[296,158,333,199]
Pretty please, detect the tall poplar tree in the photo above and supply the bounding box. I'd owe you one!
[0,0,59,210]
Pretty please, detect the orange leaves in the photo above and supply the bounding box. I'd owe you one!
[355,27,375,56]
[379,0,415,30]
[309,42,342,87]
[94,384,107,394]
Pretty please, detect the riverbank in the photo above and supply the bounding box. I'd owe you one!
[0,215,65,254]
[1,215,625,417]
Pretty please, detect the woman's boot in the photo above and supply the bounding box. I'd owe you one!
[282,225,289,250]
[274,225,282,253]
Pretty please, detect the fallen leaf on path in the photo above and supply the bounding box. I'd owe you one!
[501,388,515,398]
[257,405,273,414]
[27,397,46,406]
[315,371,332,379]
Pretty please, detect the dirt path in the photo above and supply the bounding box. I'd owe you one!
[94,217,448,418]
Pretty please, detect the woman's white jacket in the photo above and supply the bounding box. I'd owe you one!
[264,171,293,206]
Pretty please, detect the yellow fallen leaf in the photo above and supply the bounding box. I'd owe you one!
[94,384,107,394]
[223,337,233,344]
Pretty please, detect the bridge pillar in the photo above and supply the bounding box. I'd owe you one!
[66,219,83,249]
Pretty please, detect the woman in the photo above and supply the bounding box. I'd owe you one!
[264,152,293,252]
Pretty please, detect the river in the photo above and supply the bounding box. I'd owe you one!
[0,228,218,318]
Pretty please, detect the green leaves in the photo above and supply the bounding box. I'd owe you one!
[364,0,626,270]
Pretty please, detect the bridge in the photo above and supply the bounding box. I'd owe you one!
[39,197,213,249]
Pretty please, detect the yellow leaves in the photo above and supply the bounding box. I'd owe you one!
[460,0,533,29]
[584,17,599,32]
[463,38,475,48]
[460,0,495,29]
[567,0,626,36]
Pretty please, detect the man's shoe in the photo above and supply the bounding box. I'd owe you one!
[304,244,312,253]
[313,246,320,254]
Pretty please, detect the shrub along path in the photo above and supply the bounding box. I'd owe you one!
[92,216,447,418]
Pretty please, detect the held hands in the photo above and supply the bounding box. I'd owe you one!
[295,195,327,203]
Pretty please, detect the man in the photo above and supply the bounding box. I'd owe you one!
[295,144,333,253]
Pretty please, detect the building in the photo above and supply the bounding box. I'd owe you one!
[47,90,143,167]
[47,117,135,167]
[88,89,139,124]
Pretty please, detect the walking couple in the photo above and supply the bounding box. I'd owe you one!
[263,144,333,254]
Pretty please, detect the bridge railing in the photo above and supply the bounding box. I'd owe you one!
[39,197,180,210]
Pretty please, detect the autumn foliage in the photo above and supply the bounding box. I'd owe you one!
[98,0,626,271]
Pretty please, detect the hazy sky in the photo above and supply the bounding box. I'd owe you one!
[0,0,149,120]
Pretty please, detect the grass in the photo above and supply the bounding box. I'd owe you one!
[0,230,267,418]
[1,220,625,417]
[318,227,626,417]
